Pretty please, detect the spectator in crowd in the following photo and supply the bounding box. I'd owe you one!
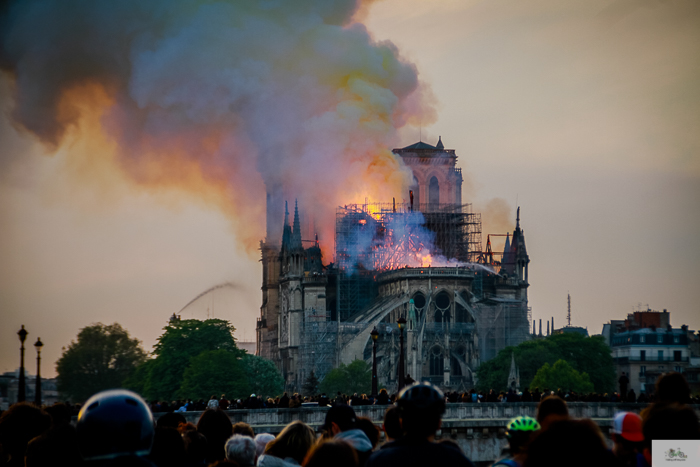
[322,405,374,465]
[523,419,616,467]
[233,422,255,438]
[220,394,230,410]
[366,382,475,467]
[24,407,83,467]
[356,416,381,450]
[610,412,644,467]
[655,371,691,405]
[208,395,220,410]
[255,433,276,459]
[302,439,359,467]
[376,389,391,405]
[640,403,700,467]
[278,393,290,409]
[381,406,402,444]
[157,412,187,430]
[149,426,186,467]
[225,434,257,467]
[535,395,569,431]
[0,402,52,467]
[182,430,208,467]
[492,416,540,467]
[258,421,315,467]
[619,372,630,397]
[75,389,157,466]
[197,408,233,464]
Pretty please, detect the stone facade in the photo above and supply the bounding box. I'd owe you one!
[257,138,531,393]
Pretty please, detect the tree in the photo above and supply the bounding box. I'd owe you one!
[530,359,595,394]
[244,354,284,398]
[56,323,147,402]
[302,371,320,395]
[319,360,371,396]
[133,319,244,400]
[475,333,615,393]
[178,350,250,400]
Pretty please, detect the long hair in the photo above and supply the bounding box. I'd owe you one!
[265,421,316,464]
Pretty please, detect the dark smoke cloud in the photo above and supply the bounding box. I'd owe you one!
[0,0,435,248]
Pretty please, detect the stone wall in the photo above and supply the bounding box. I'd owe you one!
[159,403,700,463]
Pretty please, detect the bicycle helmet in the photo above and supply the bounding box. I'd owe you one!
[397,382,446,414]
[505,416,540,439]
[76,389,155,461]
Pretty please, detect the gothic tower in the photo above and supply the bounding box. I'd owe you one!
[392,136,463,209]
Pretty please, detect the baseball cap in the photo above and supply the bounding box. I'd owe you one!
[323,404,357,431]
[612,412,643,442]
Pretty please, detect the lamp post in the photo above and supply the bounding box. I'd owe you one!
[17,325,28,403]
[397,316,406,390]
[370,326,379,397]
[34,338,43,406]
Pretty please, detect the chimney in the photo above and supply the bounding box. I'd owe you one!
[547,321,550,336]
[539,319,542,336]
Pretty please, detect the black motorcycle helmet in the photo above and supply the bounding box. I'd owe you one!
[77,389,155,461]
[397,382,445,437]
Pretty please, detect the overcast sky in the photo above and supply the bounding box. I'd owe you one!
[1,0,699,378]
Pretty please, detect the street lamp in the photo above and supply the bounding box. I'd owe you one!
[17,325,28,403]
[34,338,43,406]
[397,316,406,390]
[370,326,379,397]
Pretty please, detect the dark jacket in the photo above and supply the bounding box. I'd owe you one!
[366,436,475,467]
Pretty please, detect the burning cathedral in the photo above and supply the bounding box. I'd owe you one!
[256,138,532,392]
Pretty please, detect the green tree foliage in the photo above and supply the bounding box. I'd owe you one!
[319,360,371,396]
[244,354,284,398]
[302,371,320,395]
[178,350,250,400]
[475,333,614,393]
[530,359,595,394]
[56,323,147,402]
[130,319,244,400]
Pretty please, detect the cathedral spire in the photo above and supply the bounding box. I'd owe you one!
[507,352,520,390]
[292,199,302,249]
[281,201,292,251]
[436,136,444,149]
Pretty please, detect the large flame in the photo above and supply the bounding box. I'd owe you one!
[0,0,436,255]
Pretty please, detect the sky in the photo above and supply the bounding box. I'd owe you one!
[1,0,699,378]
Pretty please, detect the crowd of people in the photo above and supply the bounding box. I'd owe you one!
[0,372,698,467]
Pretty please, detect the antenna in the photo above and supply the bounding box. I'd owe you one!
[419,120,422,142]
[567,293,571,326]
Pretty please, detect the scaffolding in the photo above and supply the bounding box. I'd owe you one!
[335,202,482,271]
[298,320,338,381]
[334,202,482,321]
[475,300,532,362]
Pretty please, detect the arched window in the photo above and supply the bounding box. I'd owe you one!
[429,176,440,205]
[413,292,426,309]
[434,309,442,323]
[430,347,444,376]
[411,176,420,208]
[435,291,450,309]
[455,303,472,323]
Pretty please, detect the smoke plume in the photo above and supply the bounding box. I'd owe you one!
[0,0,435,252]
